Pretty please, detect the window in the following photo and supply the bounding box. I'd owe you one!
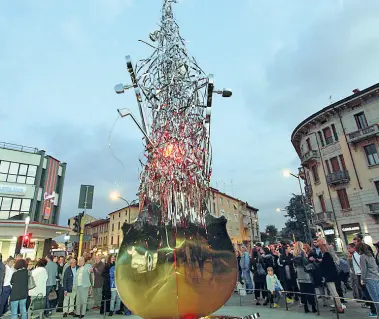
[220,198,223,205]
[306,138,311,150]
[112,224,114,231]
[220,209,225,216]
[318,131,325,147]
[331,124,339,141]
[319,195,326,212]
[117,235,120,246]
[311,165,320,183]
[118,212,120,218]
[364,144,379,166]
[337,189,350,210]
[234,214,238,222]
[0,161,37,185]
[330,157,341,173]
[111,236,114,245]
[375,181,379,196]
[339,155,346,170]
[325,160,331,174]
[118,222,120,230]
[227,200,230,207]
[0,197,32,219]
[323,127,333,145]
[354,112,368,129]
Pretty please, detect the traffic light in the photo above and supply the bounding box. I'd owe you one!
[23,233,32,248]
[73,215,80,233]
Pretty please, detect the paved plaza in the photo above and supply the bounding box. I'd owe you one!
[1,291,371,319]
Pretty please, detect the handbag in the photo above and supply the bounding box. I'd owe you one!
[48,290,57,300]
[303,258,316,273]
[31,294,45,311]
[28,271,36,290]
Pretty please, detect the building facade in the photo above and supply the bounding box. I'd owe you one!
[0,142,68,258]
[82,218,110,255]
[209,187,260,245]
[108,204,139,253]
[291,83,379,250]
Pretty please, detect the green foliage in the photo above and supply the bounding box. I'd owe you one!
[281,194,314,243]
[265,224,278,243]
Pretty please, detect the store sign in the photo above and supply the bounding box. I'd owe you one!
[0,184,26,196]
[341,223,361,232]
[324,229,335,235]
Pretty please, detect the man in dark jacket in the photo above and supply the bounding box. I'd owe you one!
[92,255,105,310]
[63,258,78,317]
[0,253,5,296]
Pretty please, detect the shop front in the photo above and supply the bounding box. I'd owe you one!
[341,223,361,245]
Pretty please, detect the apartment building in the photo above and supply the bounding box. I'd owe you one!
[291,83,379,250]
[82,218,109,255]
[209,187,260,245]
[107,203,139,253]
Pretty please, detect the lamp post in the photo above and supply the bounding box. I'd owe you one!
[282,170,313,244]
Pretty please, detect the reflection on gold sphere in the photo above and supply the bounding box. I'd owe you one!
[116,209,237,319]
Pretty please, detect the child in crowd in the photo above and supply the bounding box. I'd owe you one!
[266,267,283,308]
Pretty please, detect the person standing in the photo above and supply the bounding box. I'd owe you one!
[319,244,344,314]
[0,254,5,300]
[109,262,121,316]
[45,255,58,317]
[357,242,379,317]
[292,241,317,314]
[92,255,105,310]
[56,256,65,312]
[240,245,253,294]
[74,257,93,318]
[63,258,78,317]
[10,259,28,319]
[0,257,15,317]
[29,259,48,317]
[100,256,114,315]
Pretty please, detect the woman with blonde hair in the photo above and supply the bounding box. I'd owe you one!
[319,244,344,313]
[292,242,317,313]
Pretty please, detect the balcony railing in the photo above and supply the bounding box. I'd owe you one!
[0,142,39,154]
[347,124,379,144]
[367,203,379,215]
[326,170,350,186]
[301,150,319,165]
[313,211,333,224]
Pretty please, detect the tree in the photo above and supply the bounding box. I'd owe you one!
[280,194,315,244]
[265,224,278,243]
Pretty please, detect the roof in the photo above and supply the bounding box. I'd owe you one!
[108,203,139,216]
[210,187,259,211]
[291,83,379,149]
[84,218,109,228]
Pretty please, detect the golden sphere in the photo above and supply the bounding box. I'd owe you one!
[116,212,237,319]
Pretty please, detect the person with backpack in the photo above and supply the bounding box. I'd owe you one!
[252,251,267,305]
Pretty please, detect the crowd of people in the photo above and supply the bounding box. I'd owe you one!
[236,234,379,316]
[0,253,130,319]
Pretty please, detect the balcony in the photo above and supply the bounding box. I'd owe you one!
[301,150,319,166]
[326,170,350,186]
[367,203,379,215]
[313,211,334,225]
[347,124,379,144]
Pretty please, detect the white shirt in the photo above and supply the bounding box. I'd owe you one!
[352,251,361,275]
[29,267,48,297]
[3,264,14,286]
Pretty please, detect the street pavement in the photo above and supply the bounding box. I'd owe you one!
[2,291,373,319]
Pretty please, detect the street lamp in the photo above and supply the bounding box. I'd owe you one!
[282,169,313,244]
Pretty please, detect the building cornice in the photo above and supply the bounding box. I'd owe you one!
[291,83,379,152]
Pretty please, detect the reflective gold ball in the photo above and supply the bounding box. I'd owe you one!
[116,211,237,319]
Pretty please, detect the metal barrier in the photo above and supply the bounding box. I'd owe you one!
[0,298,129,319]
[238,288,379,319]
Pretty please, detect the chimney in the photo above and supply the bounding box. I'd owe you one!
[352,89,360,94]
